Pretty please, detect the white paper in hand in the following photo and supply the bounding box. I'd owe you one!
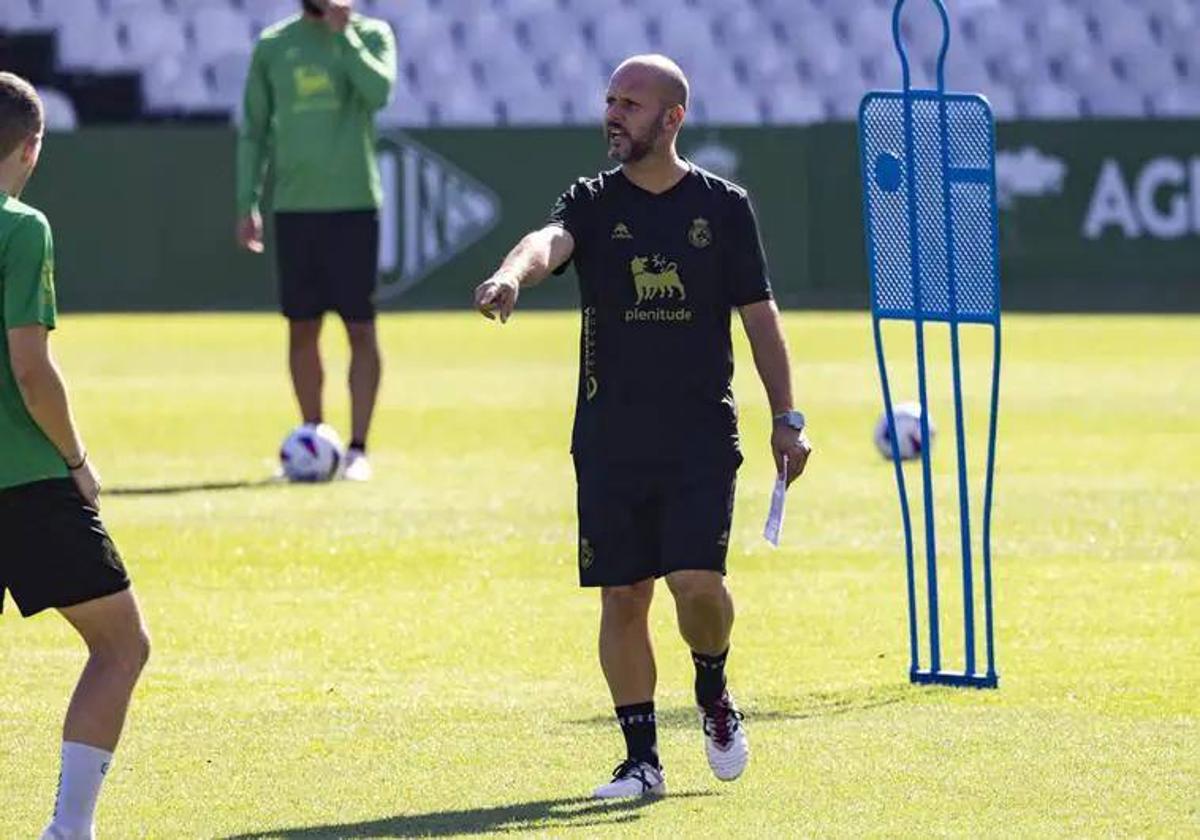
[764,455,788,547]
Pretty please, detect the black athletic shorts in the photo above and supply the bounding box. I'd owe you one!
[0,479,130,617]
[574,459,737,588]
[274,210,380,322]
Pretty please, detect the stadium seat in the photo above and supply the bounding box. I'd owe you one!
[378,81,433,127]
[433,86,499,126]
[207,50,251,111]
[0,0,41,32]
[1083,82,1149,118]
[517,9,588,61]
[117,9,189,69]
[387,11,455,64]
[106,0,167,12]
[6,0,1199,125]
[763,83,826,125]
[36,86,78,129]
[1151,85,1200,117]
[712,4,775,49]
[500,92,567,126]
[247,0,299,36]
[1031,4,1093,59]
[1020,81,1084,118]
[1147,0,1200,51]
[648,8,719,74]
[1114,50,1182,91]
[172,0,236,9]
[501,0,560,16]
[187,6,252,62]
[474,48,544,97]
[56,17,131,72]
[410,43,469,97]
[736,41,801,89]
[36,0,105,32]
[142,54,212,112]
[585,8,653,68]
[544,50,608,106]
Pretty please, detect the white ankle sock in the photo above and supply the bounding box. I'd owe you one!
[48,741,112,838]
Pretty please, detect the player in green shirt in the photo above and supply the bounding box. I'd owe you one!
[236,0,397,482]
[0,73,150,840]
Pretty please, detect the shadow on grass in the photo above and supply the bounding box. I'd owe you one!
[568,683,915,729]
[107,478,283,496]
[223,793,716,839]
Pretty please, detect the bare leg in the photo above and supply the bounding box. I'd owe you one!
[288,318,324,425]
[665,570,734,657]
[44,590,149,838]
[599,579,657,705]
[58,588,150,751]
[344,319,381,446]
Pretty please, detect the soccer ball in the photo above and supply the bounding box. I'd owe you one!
[279,423,344,482]
[873,402,935,461]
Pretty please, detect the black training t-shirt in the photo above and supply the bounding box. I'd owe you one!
[547,164,772,468]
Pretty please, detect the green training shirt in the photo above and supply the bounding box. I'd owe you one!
[0,193,67,490]
[236,13,397,215]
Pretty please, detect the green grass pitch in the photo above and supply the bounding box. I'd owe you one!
[1,311,1196,838]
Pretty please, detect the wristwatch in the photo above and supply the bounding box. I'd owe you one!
[773,410,806,431]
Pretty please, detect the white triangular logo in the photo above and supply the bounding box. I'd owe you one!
[376,134,501,301]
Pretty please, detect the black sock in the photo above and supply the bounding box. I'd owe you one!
[692,648,729,707]
[615,702,659,768]
[349,440,366,453]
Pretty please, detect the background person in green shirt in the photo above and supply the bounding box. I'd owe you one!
[0,73,150,840]
[236,0,397,482]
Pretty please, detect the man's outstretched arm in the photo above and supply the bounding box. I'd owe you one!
[473,226,576,323]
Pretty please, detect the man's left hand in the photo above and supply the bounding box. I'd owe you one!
[772,425,812,487]
[322,0,352,33]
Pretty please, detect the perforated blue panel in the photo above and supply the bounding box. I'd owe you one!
[859,91,1000,324]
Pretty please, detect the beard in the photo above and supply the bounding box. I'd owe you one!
[606,115,663,164]
[301,0,325,15]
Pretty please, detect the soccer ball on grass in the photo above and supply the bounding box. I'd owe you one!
[279,423,344,482]
[873,402,935,461]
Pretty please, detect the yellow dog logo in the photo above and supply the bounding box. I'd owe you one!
[631,256,686,304]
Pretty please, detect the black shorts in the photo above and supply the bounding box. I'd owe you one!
[574,460,737,588]
[0,479,130,617]
[274,210,380,322]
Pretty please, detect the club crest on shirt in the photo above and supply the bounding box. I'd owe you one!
[689,217,712,249]
[611,221,633,240]
[580,538,595,570]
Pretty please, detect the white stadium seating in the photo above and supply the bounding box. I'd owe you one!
[0,0,1195,126]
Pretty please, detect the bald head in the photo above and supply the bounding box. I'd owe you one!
[604,54,690,165]
[612,54,689,111]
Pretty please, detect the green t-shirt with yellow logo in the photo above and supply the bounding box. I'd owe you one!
[236,14,397,215]
[0,193,67,490]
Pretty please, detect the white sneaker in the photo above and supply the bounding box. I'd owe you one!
[592,759,666,799]
[341,449,373,482]
[699,691,749,781]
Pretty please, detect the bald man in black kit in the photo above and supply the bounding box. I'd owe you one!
[474,55,812,798]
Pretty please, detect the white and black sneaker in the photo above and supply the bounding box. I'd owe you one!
[700,691,749,781]
[592,758,666,799]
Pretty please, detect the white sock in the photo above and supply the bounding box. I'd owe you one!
[48,741,112,838]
